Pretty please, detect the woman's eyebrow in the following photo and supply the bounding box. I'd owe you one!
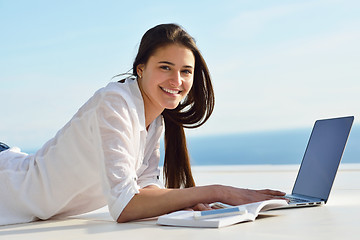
[158,61,194,69]
[158,61,175,65]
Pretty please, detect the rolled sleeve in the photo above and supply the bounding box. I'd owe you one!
[137,117,164,189]
[107,176,140,221]
[137,169,164,189]
[96,90,143,221]
[137,144,164,189]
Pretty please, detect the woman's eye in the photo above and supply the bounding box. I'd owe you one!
[160,66,170,70]
[182,69,192,75]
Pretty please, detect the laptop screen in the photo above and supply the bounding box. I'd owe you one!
[292,116,354,202]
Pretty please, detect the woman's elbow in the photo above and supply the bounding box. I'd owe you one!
[116,209,134,223]
[116,214,128,223]
[116,204,143,223]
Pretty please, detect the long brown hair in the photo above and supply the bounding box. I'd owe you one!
[133,24,215,188]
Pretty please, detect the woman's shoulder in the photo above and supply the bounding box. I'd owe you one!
[73,77,142,120]
[96,77,139,100]
[91,77,143,113]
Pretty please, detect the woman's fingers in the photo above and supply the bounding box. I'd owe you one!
[186,203,213,211]
[249,189,288,202]
[194,203,212,211]
[256,189,286,196]
[221,186,288,206]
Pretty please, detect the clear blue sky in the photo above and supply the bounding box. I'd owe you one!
[1,0,359,150]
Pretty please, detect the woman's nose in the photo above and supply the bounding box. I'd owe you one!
[169,71,182,87]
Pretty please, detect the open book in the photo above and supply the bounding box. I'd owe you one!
[157,199,288,228]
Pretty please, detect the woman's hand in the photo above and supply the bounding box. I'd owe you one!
[185,203,213,211]
[184,187,286,212]
[215,185,287,206]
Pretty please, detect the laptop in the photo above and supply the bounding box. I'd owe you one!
[285,116,354,207]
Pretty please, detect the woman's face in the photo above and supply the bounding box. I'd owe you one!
[137,44,195,115]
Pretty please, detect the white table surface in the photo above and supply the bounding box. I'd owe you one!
[1,164,359,240]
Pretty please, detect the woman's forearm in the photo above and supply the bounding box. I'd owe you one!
[117,185,221,223]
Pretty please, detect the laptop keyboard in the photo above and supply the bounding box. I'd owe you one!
[287,196,310,203]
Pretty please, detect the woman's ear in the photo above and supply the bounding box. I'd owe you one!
[137,64,145,78]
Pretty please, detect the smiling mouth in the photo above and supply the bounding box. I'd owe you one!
[160,87,181,94]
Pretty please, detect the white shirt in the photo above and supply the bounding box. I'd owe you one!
[0,78,164,225]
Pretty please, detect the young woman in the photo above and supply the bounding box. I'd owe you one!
[0,23,285,225]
